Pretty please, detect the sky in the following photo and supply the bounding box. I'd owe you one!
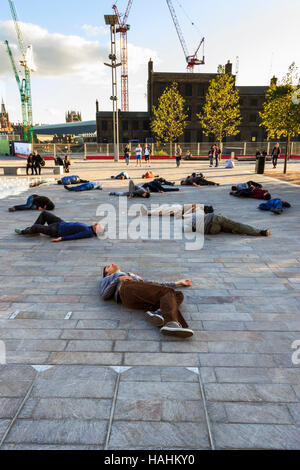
[0,0,299,124]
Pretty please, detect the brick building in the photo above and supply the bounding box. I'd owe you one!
[96,59,274,144]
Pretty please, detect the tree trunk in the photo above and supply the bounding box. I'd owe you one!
[283,134,290,174]
[169,141,172,159]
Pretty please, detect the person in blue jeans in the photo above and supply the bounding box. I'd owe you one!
[258,198,291,214]
[9,195,55,212]
[15,210,104,242]
[111,171,130,180]
[57,175,89,185]
[64,182,102,191]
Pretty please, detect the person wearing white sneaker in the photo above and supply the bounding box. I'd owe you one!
[101,263,193,338]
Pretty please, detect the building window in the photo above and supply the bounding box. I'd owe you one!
[235,133,241,141]
[240,99,244,106]
[143,120,149,130]
[101,120,107,131]
[197,84,204,96]
[132,120,139,130]
[251,98,258,106]
[122,120,128,131]
[196,104,202,115]
[197,130,203,142]
[186,107,192,121]
[251,132,258,142]
[208,133,215,143]
[249,114,257,123]
[185,84,192,96]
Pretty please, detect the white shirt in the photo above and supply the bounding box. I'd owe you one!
[135,147,142,156]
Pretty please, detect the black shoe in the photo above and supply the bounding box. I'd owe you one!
[64,185,71,190]
[260,229,271,237]
[204,205,214,214]
[9,207,15,212]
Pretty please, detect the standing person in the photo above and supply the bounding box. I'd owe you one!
[124,144,130,166]
[26,153,34,175]
[15,210,104,241]
[208,145,214,167]
[64,155,71,173]
[215,145,221,167]
[175,144,182,167]
[32,151,44,175]
[271,143,280,168]
[135,144,142,167]
[101,263,193,338]
[144,144,151,167]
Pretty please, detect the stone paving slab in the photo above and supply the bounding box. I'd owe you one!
[1,160,300,449]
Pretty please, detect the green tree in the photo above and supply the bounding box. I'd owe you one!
[198,72,241,148]
[151,82,188,157]
[260,63,300,174]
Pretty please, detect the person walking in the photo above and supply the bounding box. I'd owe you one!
[26,153,34,175]
[175,144,182,167]
[271,143,280,168]
[32,151,44,175]
[144,144,151,167]
[15,210,104,241]
[124,144,130,166]
[208,145,215,167]
[214,145,221,167]
[101,263,193,338]
[135,144,142,167]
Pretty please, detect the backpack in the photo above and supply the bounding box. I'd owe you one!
[143,170,154,179]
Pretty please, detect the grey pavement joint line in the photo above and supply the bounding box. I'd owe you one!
[104,372,121,450]
[197,367,215,450]
[0,375,37,448]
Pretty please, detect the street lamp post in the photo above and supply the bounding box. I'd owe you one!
[104,15,122,162]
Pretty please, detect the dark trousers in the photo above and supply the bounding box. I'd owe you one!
[272,155,278,167]
[34,164,41,175]
[119,280,188,327]
[176,157,181,167]
[26,165,33,175]
[14,195,36,211]
[22,210,62,237]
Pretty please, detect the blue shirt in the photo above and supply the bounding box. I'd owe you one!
[259,198,282,211]
[58,221,95,241]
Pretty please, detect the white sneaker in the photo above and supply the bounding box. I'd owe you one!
[145,309,164,327]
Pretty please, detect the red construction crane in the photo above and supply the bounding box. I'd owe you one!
[112,1,133,111]
[166,0,205,71]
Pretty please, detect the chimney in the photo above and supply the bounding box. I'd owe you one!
[225,60,232,75]
[270,76,278,86]
[148,58,153,76]
[96,99,99,113]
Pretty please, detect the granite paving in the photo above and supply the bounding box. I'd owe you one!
[0,158,300,449]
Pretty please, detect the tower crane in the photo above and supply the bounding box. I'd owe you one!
[166,0,205,71]
[112,0,133,112]
[6,0,36,142]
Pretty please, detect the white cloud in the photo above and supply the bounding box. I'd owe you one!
[81,24,108,37]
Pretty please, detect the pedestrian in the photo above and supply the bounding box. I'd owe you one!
[175,144,182,167]
[64,154,71,173]
[26,153,34,175]
[32,151,44,175]
[124,144,130,166]
[144,144,151,166]
[101,263,194,338]
[271,143,280,168]
[8,194,55,212]
[208,145,214,167]
[15,210,104,241]
[135,144,142,166]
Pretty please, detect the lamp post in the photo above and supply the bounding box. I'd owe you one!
[104,14,122,162]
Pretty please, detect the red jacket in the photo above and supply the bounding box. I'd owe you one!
[250,188,270,199]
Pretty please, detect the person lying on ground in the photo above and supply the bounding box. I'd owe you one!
[231,180,262,191]
[109,180,150,198]
[57,175,89,185]
[142,171,159,179]
[141,180,179,193]
[101,263,194,338]
[64,182,102,191]
[181,175,219,186]
[140,203,214,217]
[184,211,271,237]
[230,186,271,200]
[111,171,130,180]
[154,177,175,186]
[258,198,291,215]
[14,210,104,242]
[9,195,55,212]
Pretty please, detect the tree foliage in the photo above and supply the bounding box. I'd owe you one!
[151,82,187,153]
[198,73,242,145]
